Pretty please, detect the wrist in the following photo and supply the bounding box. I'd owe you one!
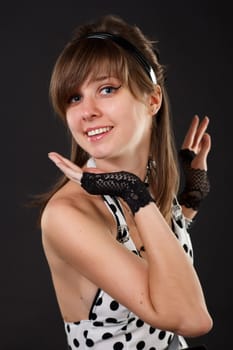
[122,183,154,215]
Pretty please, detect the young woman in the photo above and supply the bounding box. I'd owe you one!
[41,14,212,350]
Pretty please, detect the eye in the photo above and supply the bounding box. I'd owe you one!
[68,94,81,104]
[100,85,121,95]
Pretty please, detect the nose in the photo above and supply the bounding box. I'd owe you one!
[80,96,101,121]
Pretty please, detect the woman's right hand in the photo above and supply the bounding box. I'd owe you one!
[48,152,100,183]
[48,152,153,215]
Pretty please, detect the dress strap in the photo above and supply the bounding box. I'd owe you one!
[167,334,179,350]
[102,195,129,243]
[86,158,129,243]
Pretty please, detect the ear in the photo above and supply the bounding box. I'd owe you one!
[148,84,162,116]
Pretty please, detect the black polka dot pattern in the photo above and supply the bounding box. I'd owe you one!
[102,332,113,339]
[86,338,94,347]
[136,319,144,327]
[137,340,145,349]
[125,332,132,341]
[89,313,97,320]
[105,317,118,323]
[73,338,79,347]
[110,300,119,311]
[158,330,166,340]
[93,321,104,327]
[171,202,194,264]
[113,342,124,350]
[149,326,156,334]
[63,195,190,349]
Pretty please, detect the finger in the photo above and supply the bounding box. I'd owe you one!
[48,152,67,166]
[191,133,211,170]
[48,152,83,182]
[181,115,199,149]
[199,133,211,158]
[48,152,80,171]
[192,116,210,151]
[56,162,83,183]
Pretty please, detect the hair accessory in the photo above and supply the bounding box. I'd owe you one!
[85,32,157,84]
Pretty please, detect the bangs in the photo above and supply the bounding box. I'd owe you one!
[50,39,129,118]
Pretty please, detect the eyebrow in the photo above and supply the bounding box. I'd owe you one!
[94,75,116,82]
[84,75,120,89]
[78,76,120,92]
[88,74,120,83]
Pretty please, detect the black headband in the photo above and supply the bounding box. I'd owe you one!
[85,32,157,84]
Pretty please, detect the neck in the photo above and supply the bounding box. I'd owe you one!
[92,153,149,181]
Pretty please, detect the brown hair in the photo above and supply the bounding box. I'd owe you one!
[41,14,179,223]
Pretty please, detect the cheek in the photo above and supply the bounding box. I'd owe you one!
[66,111,79,132]
[66,111,85,147]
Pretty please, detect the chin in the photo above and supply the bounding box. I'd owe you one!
[89,148,115,160]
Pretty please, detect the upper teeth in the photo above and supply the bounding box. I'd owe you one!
[87,127,111,136]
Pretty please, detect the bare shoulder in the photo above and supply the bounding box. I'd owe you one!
[41,181,86,231]
[41,180,116,262]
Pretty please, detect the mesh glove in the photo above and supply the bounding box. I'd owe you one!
[81,171,154,215]
[178,149,210,211]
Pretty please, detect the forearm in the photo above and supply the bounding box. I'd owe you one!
[134,202,211,333]
[181,205,198,220]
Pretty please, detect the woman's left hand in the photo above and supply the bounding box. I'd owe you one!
[178,115,212,215]
[181,115,211,170]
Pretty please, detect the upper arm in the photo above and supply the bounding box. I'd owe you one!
[41,199,157,326]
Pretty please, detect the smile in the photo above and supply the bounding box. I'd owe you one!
[87,126,113,137]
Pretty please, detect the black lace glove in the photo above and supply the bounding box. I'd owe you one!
[178,149,210,211]
[81,171,154,215]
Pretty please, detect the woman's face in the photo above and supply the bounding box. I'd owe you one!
[66,75,155,161]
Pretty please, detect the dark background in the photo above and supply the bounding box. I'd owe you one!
[2,1,232,349]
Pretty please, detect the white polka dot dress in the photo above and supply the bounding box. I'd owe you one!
[64,192,193,349]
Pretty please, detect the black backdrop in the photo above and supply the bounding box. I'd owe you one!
[2,1,232,349]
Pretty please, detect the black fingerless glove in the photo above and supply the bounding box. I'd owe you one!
[81,171,154,215]
[178,149,210,211]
